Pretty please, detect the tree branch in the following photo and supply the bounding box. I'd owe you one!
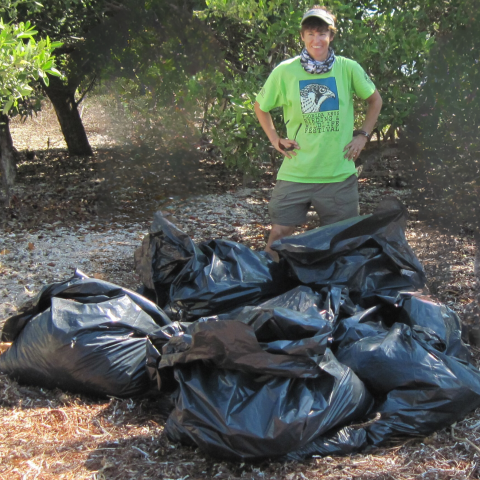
[104,1,129,13]
[75,75,97,107]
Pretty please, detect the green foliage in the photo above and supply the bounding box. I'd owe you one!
[0,0,43,18]
[0,19,62,114]
[8,0,217,145]
[201,0,308,173]
[402,0,480,233]
[332,0,432,129]
[10,0,121,83]
[88,1,221,156]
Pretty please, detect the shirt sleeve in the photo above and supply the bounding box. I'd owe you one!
[350,61,376,100]
[255,65,287,112]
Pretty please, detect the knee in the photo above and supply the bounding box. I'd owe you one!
[272,224,295,235]
[269,224,295,242]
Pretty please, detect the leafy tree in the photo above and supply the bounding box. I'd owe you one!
[7,0,122,156]
[401,0,480,327]
[8,0,214,157]
[199,1,306,174]
[0,18,62,204]
[94,0,221,151]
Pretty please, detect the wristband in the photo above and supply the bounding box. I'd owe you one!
[353,129,370,139]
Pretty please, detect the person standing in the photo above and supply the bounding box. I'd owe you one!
[255,5,382,261]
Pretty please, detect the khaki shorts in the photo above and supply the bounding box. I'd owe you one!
[269,174,359,227]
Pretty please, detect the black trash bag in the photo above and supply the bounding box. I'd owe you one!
[285,425,368,461]
[320,285,361,321]
[1,270,171,343]
[270,206,426,302]
[332,305,389,351]
[160,320,372,460]
[245,285,324,314]
[202,285,342,356]
[332,292,470,362]
[398,295,470,362]
[335,323,480,445]
[0,294,163,398]
[135,211,292,320]
[216,285,357,325]
[207,286,333,356]
[245,284,359,322]
[134,212,207,308]
[171,238,291,319]
[214,285,325,321]
[146,321,191,394]
[159,320,322,377]
[366,346,480,446]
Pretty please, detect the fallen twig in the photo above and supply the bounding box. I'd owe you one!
[451,423,480,455]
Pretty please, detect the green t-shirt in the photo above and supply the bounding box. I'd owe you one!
[256,55,376,183]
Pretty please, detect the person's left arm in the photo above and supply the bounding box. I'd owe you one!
[343,89,382,160]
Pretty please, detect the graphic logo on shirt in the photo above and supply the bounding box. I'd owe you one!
[299,78,339,113]
[299,78,340,134]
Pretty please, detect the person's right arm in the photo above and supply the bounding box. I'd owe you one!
[254,102,300,159]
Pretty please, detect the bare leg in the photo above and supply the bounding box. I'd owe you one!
[265,224,295,262]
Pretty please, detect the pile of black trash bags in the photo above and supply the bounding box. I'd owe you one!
[2,203,480,462]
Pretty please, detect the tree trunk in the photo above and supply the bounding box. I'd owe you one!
[43,76,93,156]
[384,125,396,143]
[0,114,16,206]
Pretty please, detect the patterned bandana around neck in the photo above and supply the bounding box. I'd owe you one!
[300,47,335,74]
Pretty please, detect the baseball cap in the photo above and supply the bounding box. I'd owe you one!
[301,8,335,27]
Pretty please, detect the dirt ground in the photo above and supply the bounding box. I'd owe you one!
[0,99,479,479]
